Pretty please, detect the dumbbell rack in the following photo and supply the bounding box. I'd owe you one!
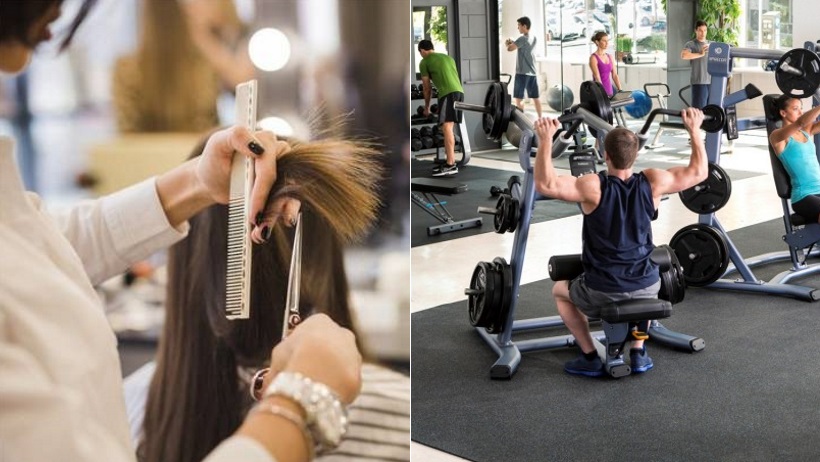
[468,105,703,379]
[410,83,471,167]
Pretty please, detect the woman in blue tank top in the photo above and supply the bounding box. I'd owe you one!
[769,95,820,223]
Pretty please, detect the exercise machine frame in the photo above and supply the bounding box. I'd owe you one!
[467,104,702,380]
[691,43,820,301]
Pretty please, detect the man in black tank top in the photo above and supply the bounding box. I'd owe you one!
[532,110,707,377]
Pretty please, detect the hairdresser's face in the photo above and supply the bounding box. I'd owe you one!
[0,3,61,74]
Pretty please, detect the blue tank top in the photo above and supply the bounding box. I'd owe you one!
[581,172,659,292]
[778,130,820,203]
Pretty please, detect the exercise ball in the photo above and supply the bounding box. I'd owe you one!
[624,90,652,118]
[547,85,574,112]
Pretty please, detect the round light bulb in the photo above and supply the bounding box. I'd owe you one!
[258,116,295,137]
[248,28,291,72]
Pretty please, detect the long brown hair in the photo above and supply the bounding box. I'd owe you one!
[139,133,383,462]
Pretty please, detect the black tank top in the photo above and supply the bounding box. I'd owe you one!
[581,171,659,292]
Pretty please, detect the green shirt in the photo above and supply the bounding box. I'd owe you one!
[419,52,463,98]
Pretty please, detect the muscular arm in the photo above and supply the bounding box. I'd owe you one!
[643,108,708,202]
[533,118,599,208]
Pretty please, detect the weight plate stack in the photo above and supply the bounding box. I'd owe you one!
[579,81,612,139]
[466,261,507,330]
[483,82,512,141]
[669,224,730,287]
[486,257,513,334]
[656,244,686,304]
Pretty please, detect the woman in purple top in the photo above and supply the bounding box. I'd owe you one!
[588,31,622,97]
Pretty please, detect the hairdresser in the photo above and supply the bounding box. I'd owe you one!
[0,2,361,461]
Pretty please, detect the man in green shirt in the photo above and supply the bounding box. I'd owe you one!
[418,39,464,176]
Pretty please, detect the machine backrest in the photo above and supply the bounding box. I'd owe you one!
[762,94,792,200]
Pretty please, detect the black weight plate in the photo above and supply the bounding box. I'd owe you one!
[467,263,485,326]
[659,269,675,303]
[487,258,513,334]
[579,81,612,138]
[700,104,726,133]
[775,48,820,98]
[507,197,520,233]
[669,224,730,287]
[483,262,501,332]
[468,262,495,327]
[679,163,732,214]
[655,244,685,304]
[483,82,512,140]
[493,195,508,234]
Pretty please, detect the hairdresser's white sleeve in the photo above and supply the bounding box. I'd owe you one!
[203,435,277,462]
[48,177,188,286]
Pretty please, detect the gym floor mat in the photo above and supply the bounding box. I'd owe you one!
[412,218,820,461]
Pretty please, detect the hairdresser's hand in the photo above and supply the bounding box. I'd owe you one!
[264,314,362,404]
[195,126,300,234]
[533,117,561,143]
[681,107,704,136]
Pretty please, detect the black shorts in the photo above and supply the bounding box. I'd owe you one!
[792,194,820,223]
[438,92,464,124]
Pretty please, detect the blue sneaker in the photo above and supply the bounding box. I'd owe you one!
[630,347,654,373]
[564,354,604,377]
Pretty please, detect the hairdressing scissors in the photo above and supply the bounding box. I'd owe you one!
[281,212,302,339]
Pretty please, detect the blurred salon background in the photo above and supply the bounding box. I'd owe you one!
[0,0,410,372]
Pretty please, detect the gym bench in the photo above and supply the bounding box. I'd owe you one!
[411,177,482,236]
[548,247,674,378]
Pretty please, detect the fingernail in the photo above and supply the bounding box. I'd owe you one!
[248,140,265,155]
[261,225,272,241]
[255,212,265,226]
